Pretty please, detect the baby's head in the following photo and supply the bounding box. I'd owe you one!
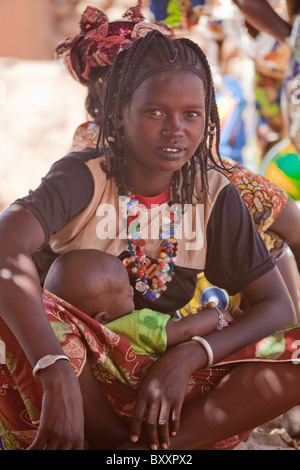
[44,249,134,324]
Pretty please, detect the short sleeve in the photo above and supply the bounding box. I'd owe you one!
[205,182,275,295]
[106,309,170,357]
[13,149,97,248]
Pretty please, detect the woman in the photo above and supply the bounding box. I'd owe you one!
[55,2,174,151]
[0,30,300,451]
[55,2,300,319]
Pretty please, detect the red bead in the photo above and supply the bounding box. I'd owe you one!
[127,214,138,224]
[135,239,146,247]
[157,280,164,287]
[159,261,165,267]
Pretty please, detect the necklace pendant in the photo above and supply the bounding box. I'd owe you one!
[135,280,147,293]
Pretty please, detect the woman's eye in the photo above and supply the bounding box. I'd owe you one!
[185,111,201,118]
[146,109,163,117]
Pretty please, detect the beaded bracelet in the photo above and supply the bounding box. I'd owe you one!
[215,306,229,330]
[191,336,214,368]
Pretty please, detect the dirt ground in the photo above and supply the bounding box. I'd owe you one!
[0,0,299,451]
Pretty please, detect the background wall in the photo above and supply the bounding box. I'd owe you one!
[0,0,139,211]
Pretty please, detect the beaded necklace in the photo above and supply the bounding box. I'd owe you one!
[121,191,181,301]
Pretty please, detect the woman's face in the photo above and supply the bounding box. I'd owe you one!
[121,69,206,192]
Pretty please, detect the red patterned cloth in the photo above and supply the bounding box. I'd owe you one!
[1,289,299,450]
[222,158,288,260]
[56,3,173,84]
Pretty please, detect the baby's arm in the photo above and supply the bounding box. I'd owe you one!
[166,307,234,348]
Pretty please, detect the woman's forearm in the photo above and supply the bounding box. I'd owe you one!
[0,205,67,367]
[202,269,296,367]
[232,0,292,42]
[0,259,67,365]
[166,309,219,347]
[0,205,86,449]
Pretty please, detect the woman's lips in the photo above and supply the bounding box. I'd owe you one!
[156,146,186,159]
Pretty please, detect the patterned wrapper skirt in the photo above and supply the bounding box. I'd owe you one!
[0,289,300,450]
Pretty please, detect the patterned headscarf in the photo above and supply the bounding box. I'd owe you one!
[55,1,174,84]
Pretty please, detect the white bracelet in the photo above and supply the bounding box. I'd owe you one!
[33,354,70,379]
[191,336,214,368]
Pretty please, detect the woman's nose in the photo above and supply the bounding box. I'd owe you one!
[162,117,184,138]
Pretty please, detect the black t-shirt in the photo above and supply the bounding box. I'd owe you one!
[14,149,275,313]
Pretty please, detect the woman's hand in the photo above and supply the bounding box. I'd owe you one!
[130,341,207,450]
[27,361,84,450]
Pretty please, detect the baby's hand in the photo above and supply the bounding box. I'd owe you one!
[229,304,244,320]
[197,302,234,327]
[223,309,234,324]
[199,301,217,310]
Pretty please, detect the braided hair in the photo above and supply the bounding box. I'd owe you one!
[97,30,228,204]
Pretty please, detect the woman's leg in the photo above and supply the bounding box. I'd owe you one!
[283,405,300,438]
[78,359,130,450]
[276,253,300,321]
[168,361,300,450]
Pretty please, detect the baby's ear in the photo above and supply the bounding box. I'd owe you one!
[93,311,109,324]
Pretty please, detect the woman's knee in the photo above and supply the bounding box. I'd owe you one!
[227,361,300,402]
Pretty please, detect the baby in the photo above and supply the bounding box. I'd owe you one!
[44,249,242,357]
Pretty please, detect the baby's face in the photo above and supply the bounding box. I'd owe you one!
[104,266,135,321]
[111,279,135,319]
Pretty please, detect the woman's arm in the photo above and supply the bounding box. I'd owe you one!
[204,265,296,365]
[0,204,85,449]
[268,197,300,321]
[270,196,300,273]
[232,0,292,42]
[129,265,296,449]
[165,308,233,348]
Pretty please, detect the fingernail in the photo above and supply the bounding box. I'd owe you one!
[131,435,138,443]
[151,444,158,450]
[171,431,177,436]
[161,443,168,449]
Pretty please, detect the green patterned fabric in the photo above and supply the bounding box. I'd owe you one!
[105,309,172,357]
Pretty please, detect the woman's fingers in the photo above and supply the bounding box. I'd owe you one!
[170,404,181,437]
[146,404,160,450]
[157,401,172,449]
[130,396,147,444]
[131,398,182,450]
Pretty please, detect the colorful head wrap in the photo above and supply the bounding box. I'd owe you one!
[55,1,174,84]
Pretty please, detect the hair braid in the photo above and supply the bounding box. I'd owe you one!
[97,30,229,202]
